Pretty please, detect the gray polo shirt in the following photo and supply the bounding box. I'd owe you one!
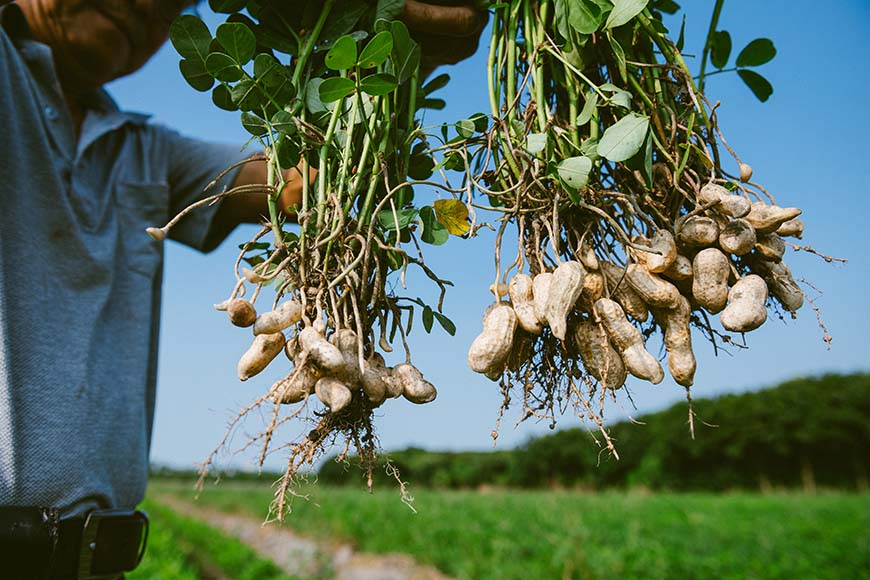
[0,5,246,516]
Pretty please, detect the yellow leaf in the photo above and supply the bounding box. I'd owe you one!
[433,199,470,236]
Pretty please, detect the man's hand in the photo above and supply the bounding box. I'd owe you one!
[402,1,488,77]
[214,157,308,228]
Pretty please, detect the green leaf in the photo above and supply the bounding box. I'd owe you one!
[253,53,286,87]
[608,33,627,82]
[567,0,603,34]
[710,30,732,69]
[215,22,256,65]
[433,199,470,236]
[255,24,297,54]
[736,38,776,68]
[676,14,686,52]
[230,79,264,110]
[422,98,446,110]
[643,130,654,188]
[358,31,394,68]
[469,112,489,132]
[169,15,212,62]
[305,78,328,114]
[577,92,598,126]
[377,207,418,230]
[212,84,236,111]
[205,52,242,82]
[598,113,649,162]
[179,59,214,92]
[319,77,356,103]
[325,35,358,70]
[275,135,301,170]
[557,156,593,190]
[423,73,450,95]
[395,44,421,85]
[377,0,406,20]
[359,73,398,96]
[422,305,434,333]
[419,206,449,245]
[209,0,247,13]
[408,154,435,180]
[580,138,599,159]
[526,133,547,155]
[241,112,268,136]
[605,0,648,29]
[270,111,296,135]
[737,69,773,102]
[433,311,456,336]
[454,119,474,139]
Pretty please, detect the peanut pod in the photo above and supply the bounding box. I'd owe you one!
[468,303,518,377]
[269,364,319,404]
[545,260,586,341]
[625,263,681,309]
[719,219,757,256]
[237,332,286,381]
[253,299,303,335]
[692,248,730,314]
[532,272,553,325]
[394,363,437,404]
[573,319,627,390]
[652,296,696,387]
[635,230,677,273]
[776,217,804,239]
[677,215,720,247]
[509,274,544,335]
[227,298,257,328]
[756,260,804,312]
[600,261,650,322]
[314,377,353,413]
[754,233,786,262]
[698,183,751,218]
[593,298,664,384]
[745,203,802,234]
[720,274,768,332]
[298,327,347,376]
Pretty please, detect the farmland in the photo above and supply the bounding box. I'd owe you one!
[144,480,870,580]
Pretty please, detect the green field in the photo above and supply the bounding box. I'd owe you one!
[149,480,870,580]
[130,496,295,580]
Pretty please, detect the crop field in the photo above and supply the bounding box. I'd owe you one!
[129,496,293,580]
[146,480,870,580]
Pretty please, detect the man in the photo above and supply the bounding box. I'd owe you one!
[0,0,485,577]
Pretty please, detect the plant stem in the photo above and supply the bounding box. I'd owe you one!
[698,0,726,92]
[291,0,337,88]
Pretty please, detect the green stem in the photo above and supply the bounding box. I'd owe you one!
[316,91,346,229]
[291,0,337,88]
[698,0,726,92]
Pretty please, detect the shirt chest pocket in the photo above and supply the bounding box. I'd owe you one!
[114,182,169,278]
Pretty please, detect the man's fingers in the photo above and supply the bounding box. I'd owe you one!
[403,0,485,37]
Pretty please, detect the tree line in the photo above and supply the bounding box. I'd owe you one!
[318,373,870,491]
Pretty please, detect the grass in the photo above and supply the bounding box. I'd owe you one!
[152,480,870,580]
[129,497,299,580]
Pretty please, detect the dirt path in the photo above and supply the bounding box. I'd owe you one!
[155,494,453,580]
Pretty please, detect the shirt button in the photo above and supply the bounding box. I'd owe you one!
[45,106,59,121]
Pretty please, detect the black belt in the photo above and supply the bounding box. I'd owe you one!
[0,507,149,579]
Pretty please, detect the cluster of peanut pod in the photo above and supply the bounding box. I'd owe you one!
[217,296,437,414]
[468,184,805,390]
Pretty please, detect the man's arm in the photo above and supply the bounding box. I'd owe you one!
[213,158,307,228]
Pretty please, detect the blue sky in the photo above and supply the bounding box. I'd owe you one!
[108,0,870,471]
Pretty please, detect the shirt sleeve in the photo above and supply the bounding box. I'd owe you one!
[161,127,252,253]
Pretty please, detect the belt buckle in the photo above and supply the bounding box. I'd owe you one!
[77,509,149,580]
